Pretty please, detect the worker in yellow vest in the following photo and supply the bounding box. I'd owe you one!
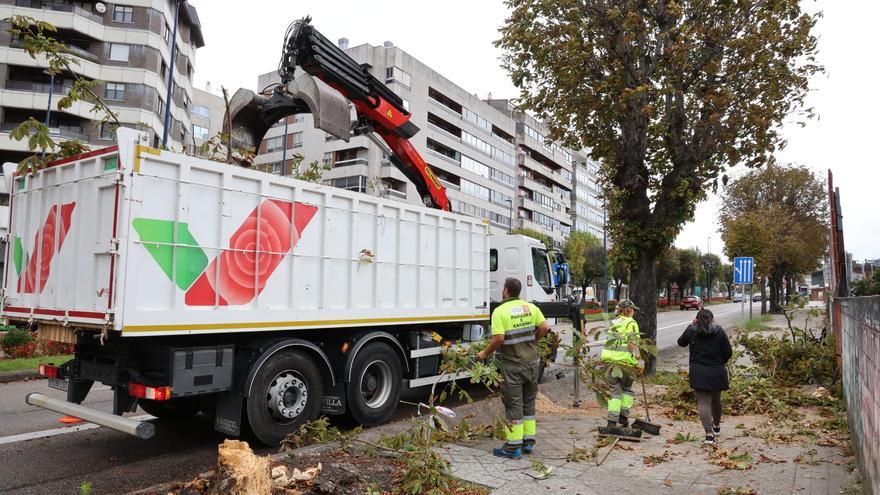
[477,277,550,459]
[600,299,641,428]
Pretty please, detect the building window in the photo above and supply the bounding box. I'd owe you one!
[163,22,172,45]
[100,123,117,140]
[271,162,283,175]
[104,82,125,100]
[460,179,490,202]
[463,108,491,133]
[328,175,367,193]
[156,98,165,117]
[192,104,210,118]
[112,5,133,22]
[265,136,283,153]
[461,155,490,179]
[109,43,129,62]
[385,66,411,88]
[293,131,303,148]
[490,168,514,187]
[160,61,168,80]
[323,152,333,165]
[193,124,209,140]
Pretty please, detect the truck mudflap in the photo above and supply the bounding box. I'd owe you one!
[212,382,346,437]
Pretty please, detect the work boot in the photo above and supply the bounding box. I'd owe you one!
[493,446,522,459]
[606,420,618,429]
[523,439,535,454]
[712,424,721,437]
[618,417,629,428]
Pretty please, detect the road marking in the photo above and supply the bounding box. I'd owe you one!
[0,414,154,446]
[657,308,740,332]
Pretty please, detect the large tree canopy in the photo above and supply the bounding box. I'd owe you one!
[497,0,821,371]
[720,165,828,312]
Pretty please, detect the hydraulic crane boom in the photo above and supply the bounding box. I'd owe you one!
[226,18,450,211]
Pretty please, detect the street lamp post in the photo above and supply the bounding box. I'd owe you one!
[42,71,56,158]
[600,195,608,315]
[281,117,289,176]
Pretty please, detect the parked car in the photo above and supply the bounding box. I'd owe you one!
[732,293,744,303]
[680,295,704,310]
[752,293,762,302]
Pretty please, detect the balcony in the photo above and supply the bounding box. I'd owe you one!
[10,38,99,64]
[428,96,462,118]
[438,178,460,191]
[517,174,552,194]
[333,157,370,168]
[1,122,89,142]
[4,80,72,95]
[14,0,103,23]
[386,189,407,200]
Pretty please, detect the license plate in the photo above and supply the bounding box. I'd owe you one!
[48,377,69,391]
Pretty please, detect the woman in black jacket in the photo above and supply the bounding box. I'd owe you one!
[677,308,733,445]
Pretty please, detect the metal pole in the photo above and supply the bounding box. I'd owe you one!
[749,284,753,319]
[602,198,608,314]
[281,117,289,175]
[161,0,181,147]
[573,315,583,407]
[26,393,154,439]
[42,72,55,158]
[740,284,745,322]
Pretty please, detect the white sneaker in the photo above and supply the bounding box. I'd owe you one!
[702,435,716,445]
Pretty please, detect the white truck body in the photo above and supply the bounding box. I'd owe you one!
[2,129,490,336]
[4,130,570,446]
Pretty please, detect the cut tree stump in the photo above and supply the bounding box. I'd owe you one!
[208,439,271,495]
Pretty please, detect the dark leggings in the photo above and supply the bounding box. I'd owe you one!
[694,390,722,435]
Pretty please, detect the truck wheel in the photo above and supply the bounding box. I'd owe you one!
[138,397,200,419]
[346,342,402,426]
[246,349,323,446]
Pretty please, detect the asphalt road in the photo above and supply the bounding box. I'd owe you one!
[0,302,746,495]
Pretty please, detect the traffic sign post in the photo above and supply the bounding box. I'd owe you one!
[734,257,755,322]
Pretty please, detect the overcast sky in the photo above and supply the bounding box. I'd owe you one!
[191,1,878,261]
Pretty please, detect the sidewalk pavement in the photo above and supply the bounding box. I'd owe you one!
[432,376,851,495]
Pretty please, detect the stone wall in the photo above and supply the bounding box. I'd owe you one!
[835,295,880,493]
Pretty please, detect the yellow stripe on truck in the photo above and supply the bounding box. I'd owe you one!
[123,313,489,333]
[133,145,161,173]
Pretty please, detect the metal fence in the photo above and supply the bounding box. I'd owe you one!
[835,295,880,494]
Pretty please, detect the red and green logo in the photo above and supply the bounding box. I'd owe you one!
[132,199,317,306]
[14,203,76,294]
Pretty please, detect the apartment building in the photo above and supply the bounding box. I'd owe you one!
[0,0,205,165]
[191,85,224,146]
[572,157,605,240]
[253,41,606,246]
[485,99,583,245]
[254,41,519,234]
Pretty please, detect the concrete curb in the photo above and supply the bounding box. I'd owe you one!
[0,369,42,383]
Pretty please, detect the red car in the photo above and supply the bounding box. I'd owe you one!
[680,295,704,311]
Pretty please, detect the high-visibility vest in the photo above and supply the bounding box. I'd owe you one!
[600,316,639,366]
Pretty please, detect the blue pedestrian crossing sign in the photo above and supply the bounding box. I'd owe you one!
[733,257,755,285]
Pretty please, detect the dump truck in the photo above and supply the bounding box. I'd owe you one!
[4,18,577,446]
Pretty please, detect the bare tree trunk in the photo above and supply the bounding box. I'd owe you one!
[760,276,767,314]
[630,251,658,375]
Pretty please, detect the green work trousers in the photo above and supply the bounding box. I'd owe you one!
[500,359,540,447]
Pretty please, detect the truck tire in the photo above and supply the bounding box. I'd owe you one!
[345,342,402,426]
[246,349,323,446]
[138,397,200,419]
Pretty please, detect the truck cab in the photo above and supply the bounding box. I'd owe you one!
[489,234,558,302]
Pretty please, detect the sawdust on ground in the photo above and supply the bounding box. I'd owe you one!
[535,391,602,415]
